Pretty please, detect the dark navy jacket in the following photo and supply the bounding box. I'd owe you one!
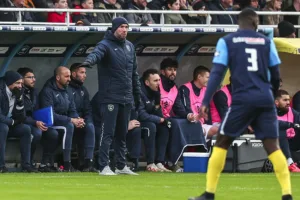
[68,79,93,123]
[0,78,25,126]
[39,77,79,126]
[138,79,163,124]
[210,1,237,24]
[84,30,141,104]
[292,91,300,112]
[23,87,39,126]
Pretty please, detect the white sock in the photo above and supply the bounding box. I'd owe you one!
[287,157,294,166]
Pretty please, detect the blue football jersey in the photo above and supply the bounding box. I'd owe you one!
[213,30,281,99]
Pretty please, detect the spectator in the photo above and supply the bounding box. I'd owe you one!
[164,0,186,24]
[262,0,283,25]
[17,67,47,167]
[278,20,296,38]
[72,0,98,23]
[68,63,97,172]
[147,0,164,23]
[284,0,300,37]
[138,69,169,172]
[0,71,35,172]
[124,0,155,24]
[94,0,123,23]
[210,0,237,24]
[180,66,219,140]
[39,66,84,172]
[188,0,208,24]
[75,18,91,25]
[47,0,72,23]
[240,0,260,10]
[263,0,283,37]
[275,90,300,172]
[0,0,34,22]
[202,0,218,24]
[24,0,49,21]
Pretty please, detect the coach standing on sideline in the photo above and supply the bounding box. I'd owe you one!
[81,17,141,175]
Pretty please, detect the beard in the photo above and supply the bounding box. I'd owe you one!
[277,106,289,116]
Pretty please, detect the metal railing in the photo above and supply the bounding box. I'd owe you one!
[0,7,299,28]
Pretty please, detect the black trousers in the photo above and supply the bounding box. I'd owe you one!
[94,103,131,171]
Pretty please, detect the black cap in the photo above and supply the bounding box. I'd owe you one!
[4,71,22,86]
[278,21,295,37]
[111,17,129,33]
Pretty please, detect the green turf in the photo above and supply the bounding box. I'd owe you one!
[0,173,299,200]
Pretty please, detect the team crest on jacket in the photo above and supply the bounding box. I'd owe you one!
[108,104,114,111]
[126,44,131,52]
[81,90,84,96]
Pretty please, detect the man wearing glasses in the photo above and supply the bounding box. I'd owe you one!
[17,68,48,168]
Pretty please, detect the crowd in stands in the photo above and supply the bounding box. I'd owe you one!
[0,0,299,36]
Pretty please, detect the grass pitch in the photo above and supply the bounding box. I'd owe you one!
[0,173,299,200]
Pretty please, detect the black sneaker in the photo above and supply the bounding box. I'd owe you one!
[38,165,58,172]
[188,192,215,200]
[82,159,98,172]
[63,162,79,172]
[282,195,293,200]
[82,167,99,172]
[0,166,8,173]
[22,166,39,173]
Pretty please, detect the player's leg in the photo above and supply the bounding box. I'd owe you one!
[252,107,292,200]
[189,106,253,200]
[263,139,292,200]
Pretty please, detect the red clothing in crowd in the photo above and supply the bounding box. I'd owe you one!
[47,12,72,23]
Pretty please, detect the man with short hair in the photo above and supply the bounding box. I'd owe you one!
[0,71,35,172]
[275,90,300,172]
[81,17,141,175]
[180,66,218,140]
[39,66,84,172]
[73,0,98,23]
[69,63,96,172]
[159,58,206,172]
[137,68,168,172]
[95,0,123,23]
[124,0,155,24]
[17,67,47,166]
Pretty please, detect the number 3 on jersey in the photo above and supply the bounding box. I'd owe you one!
[245,48,258,72]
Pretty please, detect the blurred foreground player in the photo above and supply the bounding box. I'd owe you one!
[189,9,292,200]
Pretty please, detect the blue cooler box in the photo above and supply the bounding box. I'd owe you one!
[183,152,210,173]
